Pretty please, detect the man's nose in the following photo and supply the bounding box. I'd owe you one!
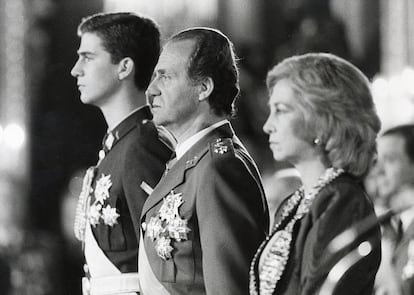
[70,60,82,78]
[145,80,160,104]
[145,89,153,105]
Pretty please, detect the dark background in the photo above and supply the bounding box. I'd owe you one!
[16,0,381,293]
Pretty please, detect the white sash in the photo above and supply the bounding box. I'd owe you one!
[82,274,140,295]
[83,225,140,295]
[84,224,121,277]
[138,231,171,295]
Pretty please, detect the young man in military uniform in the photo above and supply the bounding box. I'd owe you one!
[71,12,173,295]
[140,27,269,295]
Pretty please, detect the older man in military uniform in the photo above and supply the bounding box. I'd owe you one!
[139,28,269,295]
[71,13,172,295]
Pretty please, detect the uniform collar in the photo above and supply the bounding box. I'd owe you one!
[175,119,228,160]
[178,121,235,168]
[141,121,235,216]
[103,105,152,152]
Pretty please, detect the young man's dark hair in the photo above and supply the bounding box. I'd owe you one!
[78,12,160,90]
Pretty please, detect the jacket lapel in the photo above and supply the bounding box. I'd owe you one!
[141,157,186,216]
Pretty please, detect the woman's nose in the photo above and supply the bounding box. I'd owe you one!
[263,116,273,135]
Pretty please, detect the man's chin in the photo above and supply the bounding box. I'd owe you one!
[79,95,95,105]
[152,112,164,125]
[79,95,89,104]
[153,118,165,126]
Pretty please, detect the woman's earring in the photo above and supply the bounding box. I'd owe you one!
[313,138,321,145]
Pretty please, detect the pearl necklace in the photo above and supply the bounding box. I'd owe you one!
[249,167,344,295]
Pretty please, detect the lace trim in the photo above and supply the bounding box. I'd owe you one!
[249,168,344,295]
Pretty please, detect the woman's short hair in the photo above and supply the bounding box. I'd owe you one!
[266,53,381,177]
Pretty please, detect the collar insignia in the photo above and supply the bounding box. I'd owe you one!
[185,156,198,167]
[104,132,115,150]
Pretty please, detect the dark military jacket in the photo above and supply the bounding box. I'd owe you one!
[140,122,269,295]
[88,106,172,273]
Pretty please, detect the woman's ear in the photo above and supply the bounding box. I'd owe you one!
[118,57,134,80]
[198,77,214,101]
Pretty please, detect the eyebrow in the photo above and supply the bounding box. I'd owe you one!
[76,50,95,57]
[268,101,290,109]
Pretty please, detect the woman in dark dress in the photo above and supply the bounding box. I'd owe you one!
[250,53,382,295]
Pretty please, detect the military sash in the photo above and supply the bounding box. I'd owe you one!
[83,224,140,295]
[138,232,171,295]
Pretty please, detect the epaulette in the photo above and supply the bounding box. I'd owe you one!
[209,138,234,157]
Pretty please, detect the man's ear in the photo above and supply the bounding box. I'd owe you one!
[118,57,134,80]
[198,77,214,101]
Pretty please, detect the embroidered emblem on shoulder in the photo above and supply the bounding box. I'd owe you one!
[210,138,233,156]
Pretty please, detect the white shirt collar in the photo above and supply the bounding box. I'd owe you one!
[175,120,228,160]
